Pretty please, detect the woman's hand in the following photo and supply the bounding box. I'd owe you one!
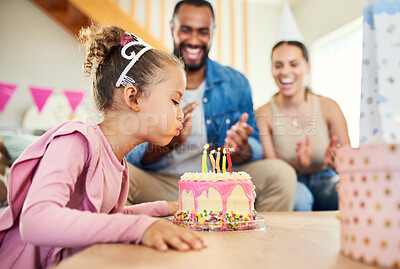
[141,220,207,252]
[324,136,339,169]
[295,134,312,169]
[167,201,179,216]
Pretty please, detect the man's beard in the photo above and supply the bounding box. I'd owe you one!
[173,44,209,71]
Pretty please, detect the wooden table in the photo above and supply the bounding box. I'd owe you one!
[56,211,377,269]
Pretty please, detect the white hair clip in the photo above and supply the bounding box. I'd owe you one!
[115,33,154,88]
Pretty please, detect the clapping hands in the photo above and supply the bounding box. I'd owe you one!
[295,133,312,169]
[323,136,339,169]
[296,134,340,170]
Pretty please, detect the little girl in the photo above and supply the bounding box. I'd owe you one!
[0,24,206,268]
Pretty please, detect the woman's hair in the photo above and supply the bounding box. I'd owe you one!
[79,24,184,112]
[271,40,309,62]
[271,40,312,100]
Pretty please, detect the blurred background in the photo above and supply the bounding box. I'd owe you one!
[0,0,362,147]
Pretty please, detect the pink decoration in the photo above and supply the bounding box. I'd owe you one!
[0,82,17,113]
[63,90,85,113]
[178,180,255,223]
[29,87,53,113]
[120,32,136,46]
[227,152,232,173]
[336,144,400,268]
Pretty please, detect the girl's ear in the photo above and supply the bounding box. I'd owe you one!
[123,85,141,112]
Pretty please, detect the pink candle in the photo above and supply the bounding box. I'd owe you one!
[216,148,221,173]
[227,151,232,173]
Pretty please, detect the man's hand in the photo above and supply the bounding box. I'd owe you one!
[167,101,201,149]
[224,113,254,164]
[295,134,312,169]
[141,220,207,252]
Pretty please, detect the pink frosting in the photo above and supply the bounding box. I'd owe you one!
[178,180,255,222]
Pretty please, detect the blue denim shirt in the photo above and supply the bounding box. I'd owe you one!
[126,58,263,170]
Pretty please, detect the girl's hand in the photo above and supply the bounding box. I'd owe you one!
[141,220,207,252]
[324,136,339,169]
[167,201,179,216]
[295,134,312,169]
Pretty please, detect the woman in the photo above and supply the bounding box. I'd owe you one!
[256,41,350,211]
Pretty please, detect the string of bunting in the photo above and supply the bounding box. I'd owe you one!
[0,82,86,114]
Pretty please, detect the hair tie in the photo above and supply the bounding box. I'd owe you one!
[120,32,135,47]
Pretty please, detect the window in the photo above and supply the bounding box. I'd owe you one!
[311,17,363,147]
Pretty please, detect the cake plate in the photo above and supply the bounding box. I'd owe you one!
[165,216,266,232]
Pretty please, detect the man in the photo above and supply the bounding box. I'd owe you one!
[126,0,296,211]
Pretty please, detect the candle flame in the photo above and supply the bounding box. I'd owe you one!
[217,147,221,151]
[223,148,226,154]
[204,143,210,150]
[210,149,216,154]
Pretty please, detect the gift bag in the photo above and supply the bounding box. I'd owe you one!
[337,1,400,268]
[359,0,400,145]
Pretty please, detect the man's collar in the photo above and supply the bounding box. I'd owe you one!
[205,58,227,87]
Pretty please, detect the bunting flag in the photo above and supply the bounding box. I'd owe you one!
[29,87,53,113]
[0,82,17,113]
[63,90,86,113]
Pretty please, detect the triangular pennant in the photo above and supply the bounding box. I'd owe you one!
[29,87,53,113]
[276,2,304,42]
[0,82,17,113]
[63,90,86,113]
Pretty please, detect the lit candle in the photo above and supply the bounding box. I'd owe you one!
[216,148,221,173]
[202,144,209,173]
[227,150,232,173]
[222,148,227,173]
[209,150,216,173]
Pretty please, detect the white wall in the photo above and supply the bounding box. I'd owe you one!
[311,20,363,147]
[0,0,92,128]
[247,3,282,109]
[291,0,363,45]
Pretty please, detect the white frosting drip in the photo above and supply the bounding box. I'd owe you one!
[180,171,252,182]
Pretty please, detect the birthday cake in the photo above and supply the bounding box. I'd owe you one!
[173,171,257,225]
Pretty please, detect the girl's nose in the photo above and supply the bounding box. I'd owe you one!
[177,106,184,121]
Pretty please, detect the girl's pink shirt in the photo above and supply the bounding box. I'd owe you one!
[0,121,168,268]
